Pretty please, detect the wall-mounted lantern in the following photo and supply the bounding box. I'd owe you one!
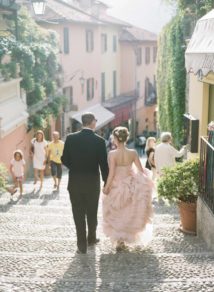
[31,0,46,15]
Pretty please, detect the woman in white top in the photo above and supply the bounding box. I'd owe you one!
[154,132,186,176]
[30,130,48,191]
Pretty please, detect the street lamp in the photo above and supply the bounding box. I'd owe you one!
[31,0,46,15]
[70,69,85,93]
[79,74,85,93]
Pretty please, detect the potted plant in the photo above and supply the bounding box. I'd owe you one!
[0,163,8,192]
[157,158,200,234]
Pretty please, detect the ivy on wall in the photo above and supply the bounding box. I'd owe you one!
[157,15,186,146]
[157,0,214,146]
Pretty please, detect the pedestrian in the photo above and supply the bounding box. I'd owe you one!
[140,136,147,155]
[145,137,156,179]
[47,131,64,191]
[61,113,109,254]
[9,149,25,197]
[30,130,48,191]
[102,126,154,252]
[154,132,186,177]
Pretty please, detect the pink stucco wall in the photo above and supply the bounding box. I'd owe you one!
[0,125,33,177]
[46,23,102,110]
[120,44,136,94]
[120,41,157,134]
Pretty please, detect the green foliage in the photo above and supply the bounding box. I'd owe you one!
[164,0,214,16]
[163,0,214,36]
[0,163,8,191]
[157,158,200,203]
[157,15,186,147]
[0,7,64,130]
[157,1,213,147]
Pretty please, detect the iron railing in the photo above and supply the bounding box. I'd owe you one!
[200,136,214,214]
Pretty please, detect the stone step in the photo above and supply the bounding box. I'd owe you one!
[0,278,214,292]
[0,198,178,214]
[0,252,214,292]
[0,210,180,226]
[0,222,197,240]
[0,234,209,254]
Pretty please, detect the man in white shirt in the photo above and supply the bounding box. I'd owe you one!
[154,132,186,176]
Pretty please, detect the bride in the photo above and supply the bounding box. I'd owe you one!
[102,126,154,251]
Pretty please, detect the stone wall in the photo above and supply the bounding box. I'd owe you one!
[197,196,214,251]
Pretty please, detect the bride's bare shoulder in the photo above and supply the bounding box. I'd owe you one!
[126,148,137,155]
[108,149,117,156]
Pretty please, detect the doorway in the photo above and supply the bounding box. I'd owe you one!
[208,85,214,123]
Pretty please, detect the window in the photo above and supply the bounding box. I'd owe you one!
[136,47,142,65]
[144,78,156,105]
[145,47,150,64]
[136,81,140,97]
[63,27,69,54]
[145,78,149,104]
[86,30,94,52]
[153,47,157,63]
[101,33,107,53]
[101,72,105,101]
[113,70,117,97]
[63,86,73,111]
[113,35,117,52]
[86,78,94,100]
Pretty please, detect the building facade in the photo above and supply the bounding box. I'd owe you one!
[36,0,157,140]
[185,9,214,250]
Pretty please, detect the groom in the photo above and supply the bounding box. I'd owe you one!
[61,113,109,254]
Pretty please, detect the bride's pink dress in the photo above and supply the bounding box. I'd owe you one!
[102,165,154,244]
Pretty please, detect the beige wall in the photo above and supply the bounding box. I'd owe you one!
[188,73,209,141]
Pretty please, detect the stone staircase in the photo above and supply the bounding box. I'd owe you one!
[0,174,214,292]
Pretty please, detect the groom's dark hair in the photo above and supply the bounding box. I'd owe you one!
[81,112,96,126]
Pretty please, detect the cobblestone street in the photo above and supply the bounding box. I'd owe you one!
[0,171,214,292]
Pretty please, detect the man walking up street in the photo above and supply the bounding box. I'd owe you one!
[48,131,64,191]
[61,113,109,254]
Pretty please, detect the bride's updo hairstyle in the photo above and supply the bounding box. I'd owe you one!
[113,126,129,143]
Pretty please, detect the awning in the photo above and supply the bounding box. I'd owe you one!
[185,9,214,76]
[70,103,115,130]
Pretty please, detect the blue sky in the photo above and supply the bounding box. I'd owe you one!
[102,0,176,33]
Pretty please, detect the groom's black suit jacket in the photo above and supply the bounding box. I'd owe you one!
[61,129,109,192]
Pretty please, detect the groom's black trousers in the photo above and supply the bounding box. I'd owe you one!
[68,175,100,252]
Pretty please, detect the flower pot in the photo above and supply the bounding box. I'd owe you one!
[178,200,197,235]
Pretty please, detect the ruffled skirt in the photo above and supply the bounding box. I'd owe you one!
[102,167,154,244]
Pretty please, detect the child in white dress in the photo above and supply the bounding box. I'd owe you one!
[10,149,25,197]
